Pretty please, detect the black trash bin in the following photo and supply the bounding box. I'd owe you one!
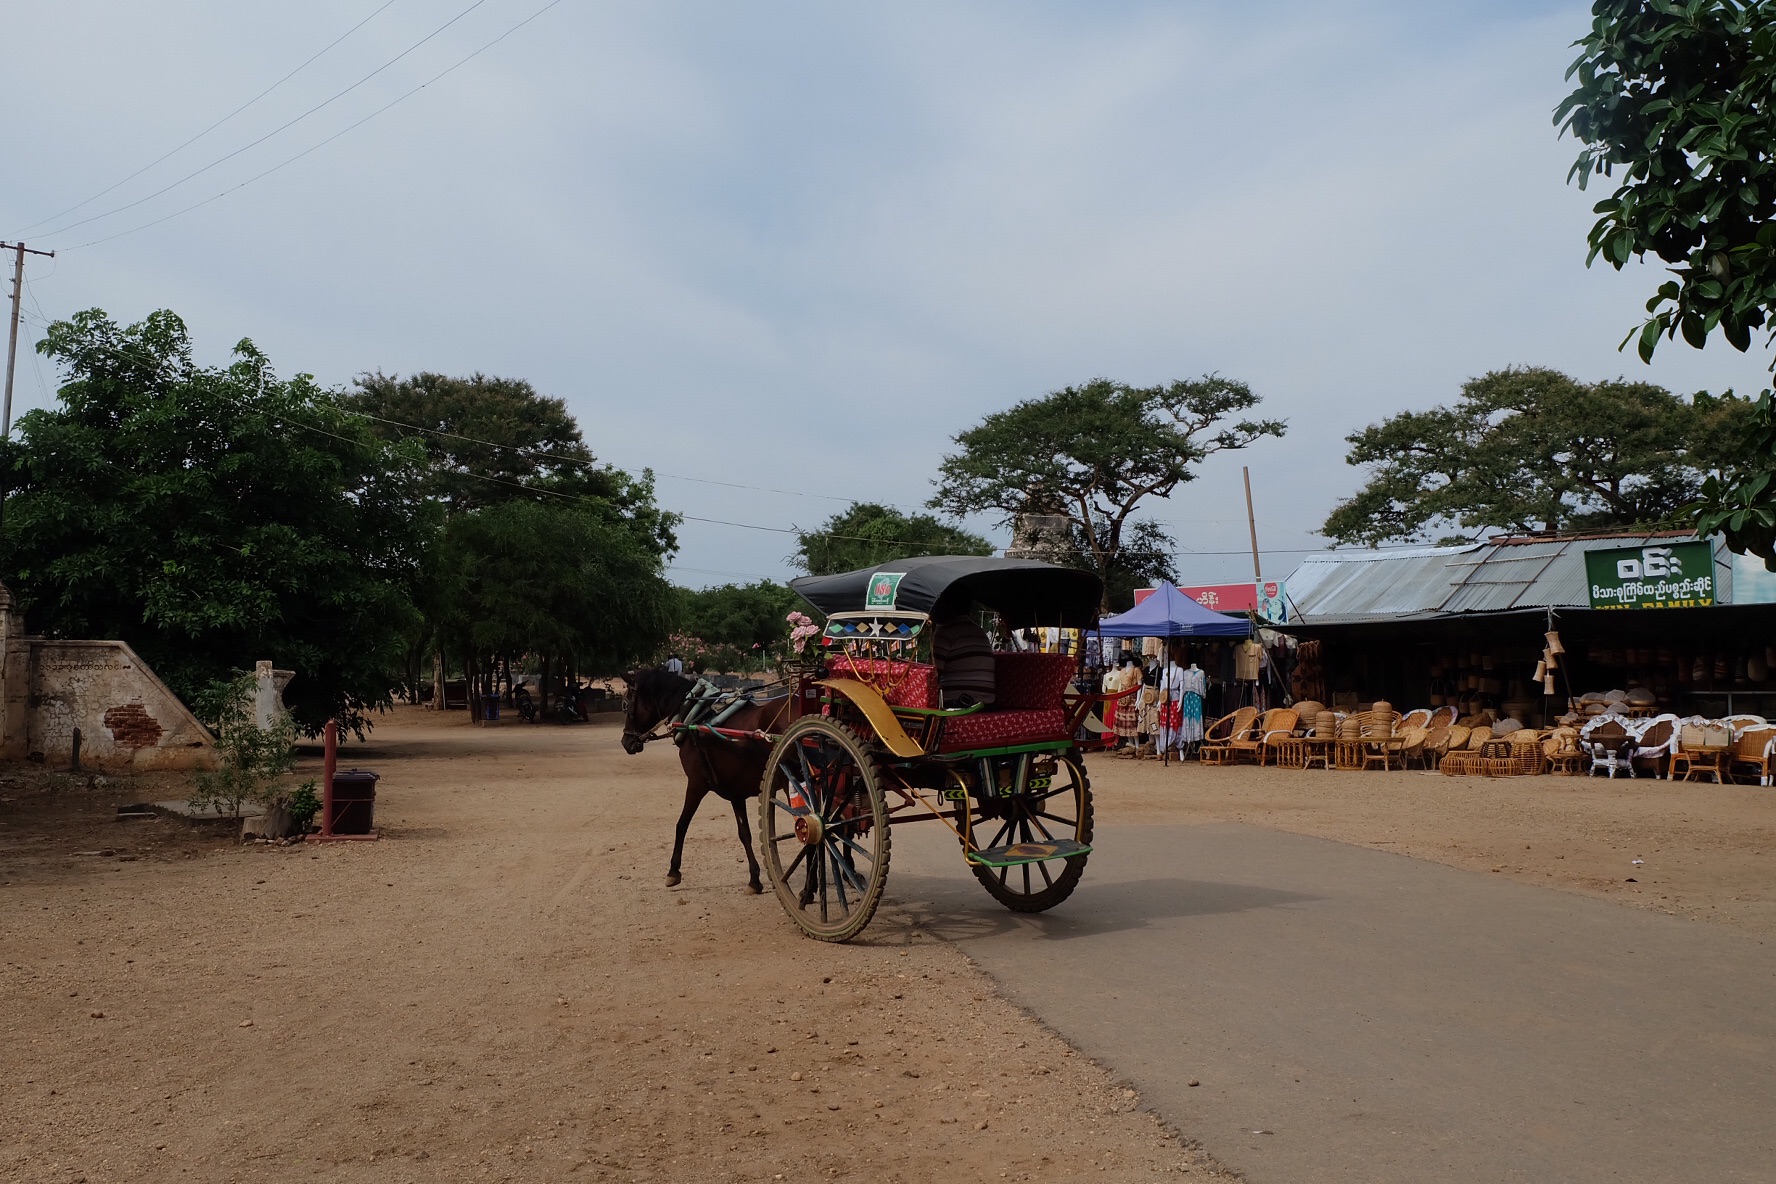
[327,769,379,835]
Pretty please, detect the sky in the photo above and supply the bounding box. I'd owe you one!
[4,1,1769,590]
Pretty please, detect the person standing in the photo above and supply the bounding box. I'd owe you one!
[664,653,684,676]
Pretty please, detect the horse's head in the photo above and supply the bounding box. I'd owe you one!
[620,668,690,754]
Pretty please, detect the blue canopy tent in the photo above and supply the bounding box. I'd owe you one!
[1096,581,1251,638]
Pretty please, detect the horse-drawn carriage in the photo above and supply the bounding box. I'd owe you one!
[630,555,1124,942]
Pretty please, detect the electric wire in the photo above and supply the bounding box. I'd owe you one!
[9,318,1333,560]
[9,0,400,237]
[37,0,497,242]
[61,0,568,252]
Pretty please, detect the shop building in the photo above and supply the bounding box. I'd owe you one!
[1280,532,1776,724]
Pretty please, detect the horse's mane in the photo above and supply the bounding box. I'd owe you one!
[628,667,695,709]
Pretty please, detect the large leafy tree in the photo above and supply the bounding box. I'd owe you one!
[792,502,992,576]
[1323,367,1751,545]
[677,581,800,650]
[1558,0,1776,363]
[438,499,675,678]
[348,371,678,692]
[929,377,1282,606]
[2,309,430,734]
[1556,3,1776,569]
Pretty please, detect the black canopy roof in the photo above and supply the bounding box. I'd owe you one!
[790,555,1103,628]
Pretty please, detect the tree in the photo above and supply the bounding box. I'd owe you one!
[2,309,430,734]
[348,371,679,698]
[677,581,800,651]
[792,502,992,576]
[1558,1,1776,363]
[929,377,1282,606]
[1322,367,1751,545]
[437,499,675,682]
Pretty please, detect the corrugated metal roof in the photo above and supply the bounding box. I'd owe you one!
[1284,533,1721,624]
[1286,545,1476,621]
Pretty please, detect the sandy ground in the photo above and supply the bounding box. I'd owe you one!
[6,712,1772,1184]
[1097,750,1776,935]
[1,710,1229,1184]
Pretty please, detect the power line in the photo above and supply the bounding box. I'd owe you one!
[9,315,1334,561]
[61,0,569,252]
[38,0,498,242]
[10,0,400,237]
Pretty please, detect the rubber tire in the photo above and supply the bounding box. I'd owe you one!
[758,716,892,942]
[964,753,1093,914]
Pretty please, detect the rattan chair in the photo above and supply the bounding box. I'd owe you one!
[1727,726,1776,786]
[1229,708,1299,765]
[1199,706,1258,766]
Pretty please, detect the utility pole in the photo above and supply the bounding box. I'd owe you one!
[1,241,56,440]
[1242,465,1262,583]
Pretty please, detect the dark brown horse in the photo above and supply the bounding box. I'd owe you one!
[620,669,793,894]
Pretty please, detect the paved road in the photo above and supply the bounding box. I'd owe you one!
[886,822,1776,1184]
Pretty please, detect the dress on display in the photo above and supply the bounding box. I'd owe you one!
[1157,661,1186,754]
[1179,665,1207,744]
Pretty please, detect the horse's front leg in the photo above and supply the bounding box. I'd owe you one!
[667,780,707,887]
[729,794,763,894]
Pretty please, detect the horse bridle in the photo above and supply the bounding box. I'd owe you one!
[621,691,676,749]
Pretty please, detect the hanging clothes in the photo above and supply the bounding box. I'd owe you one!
[1157,660,1187,755]
[1179,665,1207,745]
[1111,661,1141,741]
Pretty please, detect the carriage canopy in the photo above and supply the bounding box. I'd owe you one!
[789,555,1102,629]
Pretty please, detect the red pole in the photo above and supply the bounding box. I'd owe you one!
[321,718,338,839]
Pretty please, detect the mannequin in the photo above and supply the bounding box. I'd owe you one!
[1157,643,1187,760]
[1179,656,1207,753]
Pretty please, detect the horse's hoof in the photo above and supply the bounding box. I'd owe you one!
[665,873,681,887]
[747,882,763,895]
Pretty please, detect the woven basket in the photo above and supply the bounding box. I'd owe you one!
[1315,710,1337,738]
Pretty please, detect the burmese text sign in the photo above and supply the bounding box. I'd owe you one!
[1584,542,1714,610]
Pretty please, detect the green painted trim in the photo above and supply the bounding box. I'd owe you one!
[932,740,1075,760]
[890,702,985,718]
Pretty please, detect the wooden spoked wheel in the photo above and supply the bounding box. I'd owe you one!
[758,717,891,942]
[960,751,1093,913]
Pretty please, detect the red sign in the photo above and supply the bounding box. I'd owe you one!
[1176,583,1259,612]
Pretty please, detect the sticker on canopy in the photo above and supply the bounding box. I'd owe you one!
[865,571,905,609]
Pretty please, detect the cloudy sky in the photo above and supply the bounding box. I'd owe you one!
[5,1,1767,589]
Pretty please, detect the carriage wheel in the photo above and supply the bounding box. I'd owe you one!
[758,717,891,942]
[961,752,1093,914]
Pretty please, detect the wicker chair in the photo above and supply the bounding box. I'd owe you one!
[1357,709,1404,771]
[1199,706,1258,766]
[1229,708,1299,765]
[1727,726,1776,786]
[1543,728,1584,775]
[1629,715,1680,779]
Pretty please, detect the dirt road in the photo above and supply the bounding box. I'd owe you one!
[1,709,1225,1183]
[6,710,1771,1182]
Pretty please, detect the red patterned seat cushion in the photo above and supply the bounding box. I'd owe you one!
[938,707,1069,753]
[824,656,938,709]
[993,652,1076,711]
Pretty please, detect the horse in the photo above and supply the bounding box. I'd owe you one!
[620,668,794,894]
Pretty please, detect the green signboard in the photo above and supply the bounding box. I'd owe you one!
[864,571,904,609]
[1584,541,1714,610]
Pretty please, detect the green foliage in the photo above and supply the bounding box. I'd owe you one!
[676,581,799,651]
[793,502,992,576]
[1323,367,1751,545]
[348,371,680,682]
[929,377,1282,601]
[437,498,675,676]
[1695,389,1776,567]
[1557,1,1776,362]
[286,780,322,828]
[189,673,299,818]
[5,309,430,735]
